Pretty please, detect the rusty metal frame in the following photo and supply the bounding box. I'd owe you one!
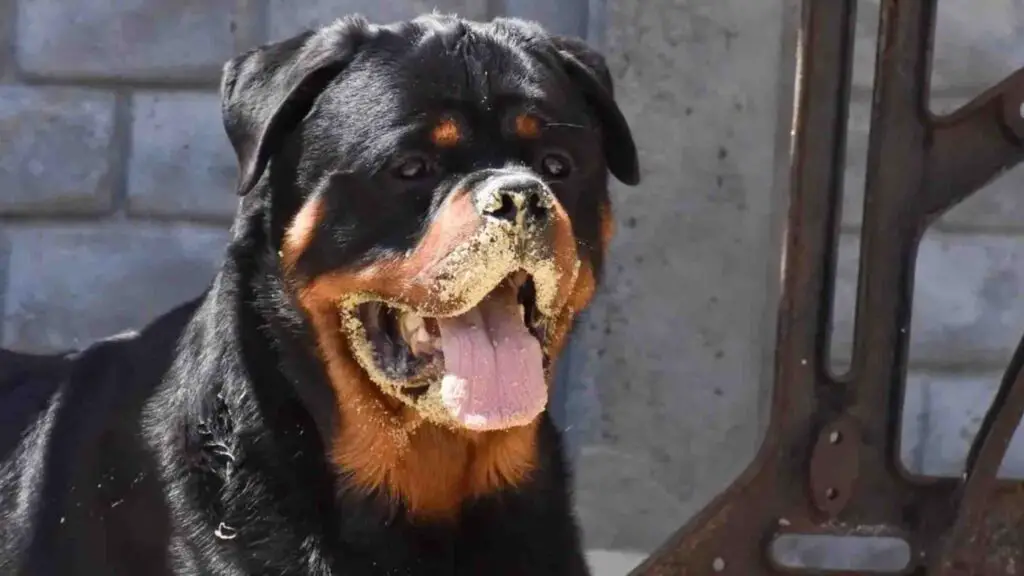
[631,0,1024,574]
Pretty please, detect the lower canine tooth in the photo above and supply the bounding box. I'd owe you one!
[402,313,425,333]
[399,312,426,345]
[400,320,437,353]
[410,329,437,356]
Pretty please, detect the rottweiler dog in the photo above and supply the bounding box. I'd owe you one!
[0,13,638,575]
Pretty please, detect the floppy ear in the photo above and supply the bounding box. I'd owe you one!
[220,16,371,196]
[548,35,640,186]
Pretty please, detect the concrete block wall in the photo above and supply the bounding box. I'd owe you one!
[0,0,511,354]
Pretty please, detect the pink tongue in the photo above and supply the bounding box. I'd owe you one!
[436,284,547,431]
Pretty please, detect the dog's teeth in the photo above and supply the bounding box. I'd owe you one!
[399,312,423,343]
[399,312,440,356]
[409,329,439,356]
[519,304,526,322]
[402,313,425,334]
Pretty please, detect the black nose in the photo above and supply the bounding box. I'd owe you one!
[476,175,552,227]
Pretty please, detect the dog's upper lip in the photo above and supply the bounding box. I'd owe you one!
[347,269,536,319]
[355,272,542,376]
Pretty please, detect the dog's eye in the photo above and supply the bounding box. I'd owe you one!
[393,156,433,180]
[538,152,572,179]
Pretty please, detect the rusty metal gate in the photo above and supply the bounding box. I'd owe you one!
[631,0,1024,574]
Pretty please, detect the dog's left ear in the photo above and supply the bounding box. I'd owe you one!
[549,35,640,186]
[220,16,372,196]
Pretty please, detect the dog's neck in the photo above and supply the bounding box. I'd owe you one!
[220,203,342,443]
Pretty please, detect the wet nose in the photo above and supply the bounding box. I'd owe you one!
[476,175,552,228]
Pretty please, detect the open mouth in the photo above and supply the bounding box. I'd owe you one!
[355,271,547,388]
[341,271,552,431]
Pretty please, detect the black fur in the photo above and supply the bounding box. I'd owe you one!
[0,14,638,575]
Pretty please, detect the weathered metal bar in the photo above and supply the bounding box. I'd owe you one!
[922,69,1024,221]
[920,31,1024,576]
[632,0,1024,573]
[931,333,1024,575]
[630,0,858,572]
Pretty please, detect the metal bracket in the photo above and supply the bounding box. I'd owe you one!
[632,1,1024,574]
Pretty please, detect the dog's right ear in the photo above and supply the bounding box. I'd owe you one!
[221,16,370,196]
[546,34,640,186]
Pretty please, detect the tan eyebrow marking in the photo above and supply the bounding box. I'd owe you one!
[431,117,461,147]
[514,113,542,139]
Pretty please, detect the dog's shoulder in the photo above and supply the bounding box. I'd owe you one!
[0,294,205,453]
[0,297,205,575]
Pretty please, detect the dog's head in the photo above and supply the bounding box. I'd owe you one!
[220,14,638,435]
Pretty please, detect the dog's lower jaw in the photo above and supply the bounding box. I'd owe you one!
[291,289,541,520]
[285,233,596,519]
[284,247,599,519]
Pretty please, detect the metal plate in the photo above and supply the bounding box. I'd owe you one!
[632,1,1024,574]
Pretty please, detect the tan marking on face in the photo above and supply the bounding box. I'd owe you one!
[514,113,541,139]
[431,117,461,147]
[281,196,324,271]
